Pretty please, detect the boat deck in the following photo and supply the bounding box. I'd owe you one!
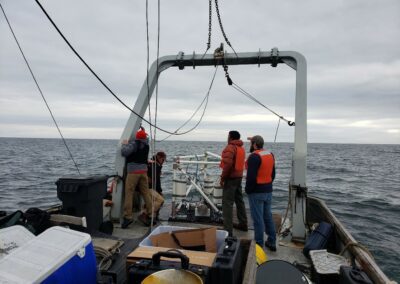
[110,209,312,279]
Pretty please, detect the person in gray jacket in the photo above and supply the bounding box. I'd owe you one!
[120,127,153,228]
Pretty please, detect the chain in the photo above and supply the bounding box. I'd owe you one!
[207,0,212,50]
[214,0,237,56]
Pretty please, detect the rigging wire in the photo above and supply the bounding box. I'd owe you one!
[144,0,155,231]
[145,0,153,140]
[231,82,295,126]
[149,0,162,231]
[273,118,281,143]
[0,3,81,175]
[33,0,197,137]
[157,66,219,142]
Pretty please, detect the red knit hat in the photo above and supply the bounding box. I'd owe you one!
[135,128,147,140]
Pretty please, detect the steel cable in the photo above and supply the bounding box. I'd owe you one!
[1,3,81,175]
[33,0,207,136]
[157,65,219,142]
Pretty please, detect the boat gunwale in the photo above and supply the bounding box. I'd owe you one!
[308,196,392,284]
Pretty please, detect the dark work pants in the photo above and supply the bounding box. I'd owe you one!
[222,178,248,236]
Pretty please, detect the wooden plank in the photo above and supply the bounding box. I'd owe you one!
[49,214,87,227]
[242,239,257,284]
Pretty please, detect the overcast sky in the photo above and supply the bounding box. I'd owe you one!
[0,0,399,144]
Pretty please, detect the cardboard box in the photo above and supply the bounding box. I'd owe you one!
[149,232,181,249]
[170,227,217,252]
[140,225,227,253]
[127,246,217,267]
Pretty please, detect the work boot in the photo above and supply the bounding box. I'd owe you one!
[121,218,132,229]
[265,241,277,252]
[138,213,151,226]
[233,223,248,232]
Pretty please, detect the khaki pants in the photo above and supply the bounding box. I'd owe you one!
[123,173,151,219]
[148,188,164,215]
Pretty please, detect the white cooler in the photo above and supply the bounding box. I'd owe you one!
[0,226,97,284]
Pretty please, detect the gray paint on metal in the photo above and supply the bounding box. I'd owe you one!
[112,49,308,243]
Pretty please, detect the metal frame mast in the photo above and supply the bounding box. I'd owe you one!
[111,49,308,241]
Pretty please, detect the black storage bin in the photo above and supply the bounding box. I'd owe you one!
[56,175,108,233]
[303,221,333,258]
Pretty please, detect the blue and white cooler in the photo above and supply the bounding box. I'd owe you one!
[0,226,97,284]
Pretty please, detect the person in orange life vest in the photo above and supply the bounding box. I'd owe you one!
[120,127,154,228]
[220,130,248,236]
[246,135,276,250]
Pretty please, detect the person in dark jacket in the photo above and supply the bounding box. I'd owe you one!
[120,127,153,228]
[148,151,166,195]
[220,130,248,236]
[147,152,166,220]
[246,135,276,250]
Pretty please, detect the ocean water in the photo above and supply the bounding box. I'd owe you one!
[0,137,399,281]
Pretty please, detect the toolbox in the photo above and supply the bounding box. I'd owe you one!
[210,236,243,284]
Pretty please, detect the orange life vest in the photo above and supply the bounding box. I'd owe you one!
[254,149,274,184]
[220,146,245,171]
[235,146,245,171]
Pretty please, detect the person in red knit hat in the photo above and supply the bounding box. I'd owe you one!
[120,127,161,227]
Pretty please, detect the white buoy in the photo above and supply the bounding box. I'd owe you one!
[203,178,214,195]
[212,186,223,205]
[172,178,187,202]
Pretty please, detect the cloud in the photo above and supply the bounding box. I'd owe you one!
[0,0,399,144]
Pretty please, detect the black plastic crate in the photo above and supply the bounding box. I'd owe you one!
[56,175,107,233]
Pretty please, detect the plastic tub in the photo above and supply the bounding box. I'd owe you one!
[310,249,349,284]
[139,225,228,251]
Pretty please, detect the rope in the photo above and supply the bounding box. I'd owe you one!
[340,241,375,260]
[0,3,81,175]
[94,246,113,271]
[278,185,292,235]
[33,0,207,137]
[157,65,219,142]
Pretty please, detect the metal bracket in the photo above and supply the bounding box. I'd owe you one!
[177,51,185,70]
[192,51,196,69]
[291,184,308,192]
[271,47,279,67]
[214,43,224,60]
